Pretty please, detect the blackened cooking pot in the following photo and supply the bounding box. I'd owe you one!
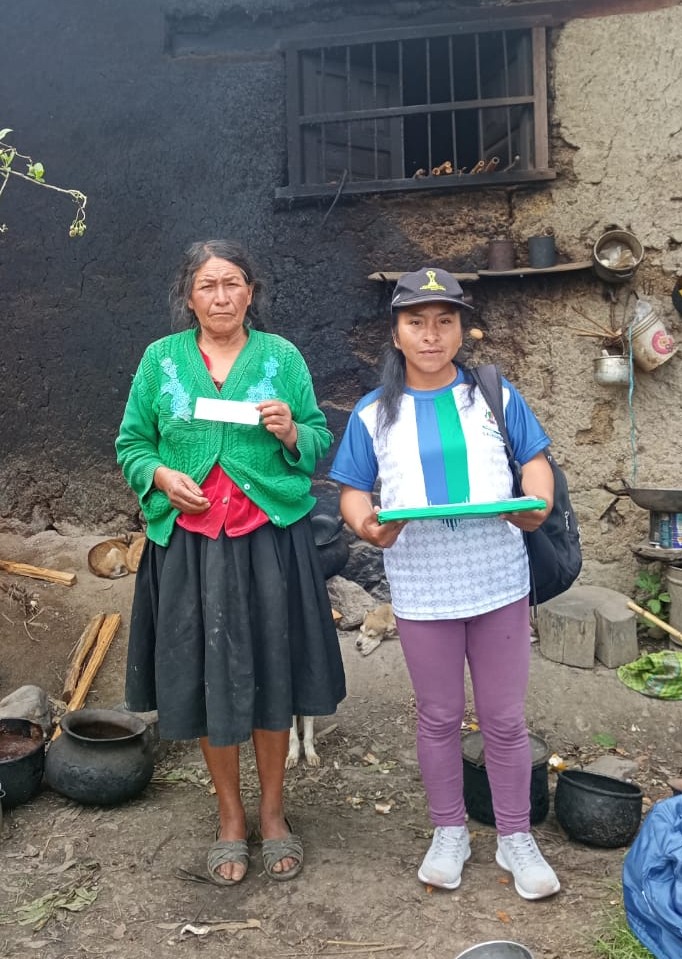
[45,708,154,806]
[554,769,642,847]
[0,718,46,808]
[462,731,550,826]
[311,514,349,579]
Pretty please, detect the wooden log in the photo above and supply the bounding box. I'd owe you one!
[0,560,76,586]
[52,613,121,740]
[62,613,106,703]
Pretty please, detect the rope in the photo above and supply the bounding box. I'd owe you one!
[627,321,638,484]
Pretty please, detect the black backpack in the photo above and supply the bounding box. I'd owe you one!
[471,364,582,606]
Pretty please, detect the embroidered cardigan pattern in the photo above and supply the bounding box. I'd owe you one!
[116,328,333,545]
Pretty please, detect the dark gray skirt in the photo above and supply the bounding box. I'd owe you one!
[125,517,346,746]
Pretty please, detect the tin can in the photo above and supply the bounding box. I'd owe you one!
[659,514,682,549]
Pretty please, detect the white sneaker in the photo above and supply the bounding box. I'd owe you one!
[418,825,471,889]
[496,832,560,900]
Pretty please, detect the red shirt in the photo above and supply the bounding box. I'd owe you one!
[175,349,270,539]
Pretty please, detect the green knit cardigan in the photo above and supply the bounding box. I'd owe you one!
[115,328,333,545]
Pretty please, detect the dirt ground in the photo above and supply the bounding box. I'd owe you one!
[1,528,680,959]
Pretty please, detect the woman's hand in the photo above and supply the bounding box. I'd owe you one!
[502,507,550,532]
[339,486,407,549]
[257,400,298,453]
[358,509,407,548]
[154,466,210,514]
[501,450,554,531]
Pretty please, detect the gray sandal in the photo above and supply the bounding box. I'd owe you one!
[261,828,304,881]
[206,836,249,886]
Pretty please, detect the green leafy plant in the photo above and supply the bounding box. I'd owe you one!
[593,731,617,749]
[634,568,670,620]
[0,127,87,236]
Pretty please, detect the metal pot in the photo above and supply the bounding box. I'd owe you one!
[454,943,534,959]
[594,355,629,386]
[603,482,682,513]
[592,229,643,284]
[461,730,550,826]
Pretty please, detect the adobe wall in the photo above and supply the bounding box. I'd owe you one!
[1,1,680,594]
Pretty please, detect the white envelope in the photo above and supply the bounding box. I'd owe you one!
[194,397,261,425]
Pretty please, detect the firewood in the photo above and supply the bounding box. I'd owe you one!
[62,613,106,703]
[0,560,76,586]
[52,613,121,740]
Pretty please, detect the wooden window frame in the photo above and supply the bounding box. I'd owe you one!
[276,19,555,203]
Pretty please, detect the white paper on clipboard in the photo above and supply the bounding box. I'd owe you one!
[194,397,261,425]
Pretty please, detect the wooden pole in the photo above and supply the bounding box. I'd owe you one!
[0,560,76,586]
[62,613,106,703]
[52,613,121,740]
[627,600,682,644]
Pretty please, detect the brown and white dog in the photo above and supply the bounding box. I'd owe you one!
[286,716,319,768]
[356,603,398,656]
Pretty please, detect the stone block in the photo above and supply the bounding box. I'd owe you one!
[583,755,640,782]
[537,585,638,669]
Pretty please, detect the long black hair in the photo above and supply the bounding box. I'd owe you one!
[376,307,476,435]
[168,239,265,332]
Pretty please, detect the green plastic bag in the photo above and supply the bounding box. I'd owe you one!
[617,650,682,700]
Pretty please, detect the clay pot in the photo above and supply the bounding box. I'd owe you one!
[45,708,154,805]
[0,718,46,808]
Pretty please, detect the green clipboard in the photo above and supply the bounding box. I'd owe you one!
[377,497,546,524]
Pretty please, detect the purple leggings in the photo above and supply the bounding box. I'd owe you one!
[397,597,531,835]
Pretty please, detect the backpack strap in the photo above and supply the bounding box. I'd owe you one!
[470,365,521,496]
[470,364,538,608]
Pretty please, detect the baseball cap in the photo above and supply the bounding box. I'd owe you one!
[391,267,474,312]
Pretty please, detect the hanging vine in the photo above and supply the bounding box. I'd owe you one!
[0,127,87,237]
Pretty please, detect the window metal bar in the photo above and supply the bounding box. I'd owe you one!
[320,48,327,182]
[426,38,433,171]
[475,32,483,165]
[503,36,512,166]
[448,35,458,171]
[372,42,379,180]
[398,40,405,177]
[300,95,535,126]
[346,45,352,179]
[532,26,549,169]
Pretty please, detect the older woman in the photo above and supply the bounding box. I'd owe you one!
[116,239,345,885]
[330,268,559,900]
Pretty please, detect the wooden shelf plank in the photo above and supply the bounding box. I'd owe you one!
[368,271,480,283]
[477,261,593,277]
[369,262,593,283]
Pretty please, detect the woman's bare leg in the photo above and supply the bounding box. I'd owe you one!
[252,728,298,875]
[200,737,248,882]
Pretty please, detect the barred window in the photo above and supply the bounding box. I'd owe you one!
[276,22,554,202]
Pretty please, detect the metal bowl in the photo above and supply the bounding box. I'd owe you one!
[454,942,534,959]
